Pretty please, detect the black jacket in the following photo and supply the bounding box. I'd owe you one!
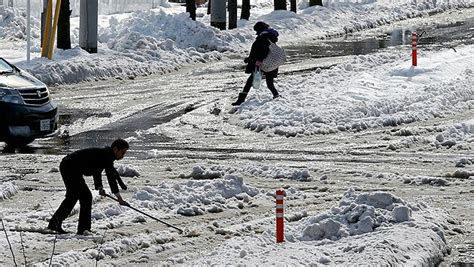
[62,147,126,193]
[245,30,279,75]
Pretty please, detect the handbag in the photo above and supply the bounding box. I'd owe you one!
[261,42,286,72]
[252,68,262,89]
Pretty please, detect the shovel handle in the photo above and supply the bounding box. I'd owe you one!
[104,193,183,234]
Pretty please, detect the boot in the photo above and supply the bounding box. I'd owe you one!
[47,221,68,234]
[231,92,247,106]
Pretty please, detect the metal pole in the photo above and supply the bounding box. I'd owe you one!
[276,189,284,243]
[210,0,226,30]
[228,0,237,29]
[412,32,417,66]
[41,0,48,47]
[79,0,98,53]
[27,0,31,64]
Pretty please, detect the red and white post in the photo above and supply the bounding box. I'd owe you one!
[276,189,285,243]
[411,32,417,66]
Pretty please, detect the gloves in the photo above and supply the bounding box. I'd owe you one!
[118,199,130,207]
[114,193,130,207]
[98,189,106,196]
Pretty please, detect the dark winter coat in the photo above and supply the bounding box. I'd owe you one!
[245,28,279,77]
[61,146,126,193]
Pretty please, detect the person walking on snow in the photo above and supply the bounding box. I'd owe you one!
[48,138,130,235]
[232,21,280,106]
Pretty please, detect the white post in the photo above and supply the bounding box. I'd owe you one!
[27,0,31,63]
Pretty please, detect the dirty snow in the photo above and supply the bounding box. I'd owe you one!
[0,0,472,266]
[0,182,18,201]
[188,189,453,265]
[1,0,472,85]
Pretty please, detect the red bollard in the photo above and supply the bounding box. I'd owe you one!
[276,189,285,243]
[412,32,417,66]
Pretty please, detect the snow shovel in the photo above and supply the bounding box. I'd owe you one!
[105,193,184,234]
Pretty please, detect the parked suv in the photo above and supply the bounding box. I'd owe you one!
[0,57,58,146]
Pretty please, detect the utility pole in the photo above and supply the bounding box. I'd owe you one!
[41,0,48,47]
[186,0,196,20]
[41,0,52,57]
[240,0,250,20]
[309,0,322,6]
[290,0,296,12]
[57,0,71,49]
[210,0,226,30]
[79,0,98,53]
[228,0,237,29]
[27,0,30,63]
[274,0,286,10]
[47,0,62,59]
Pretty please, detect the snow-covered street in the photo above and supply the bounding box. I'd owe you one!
[1,0,473,265]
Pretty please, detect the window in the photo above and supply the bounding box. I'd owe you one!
[0,59,14,73]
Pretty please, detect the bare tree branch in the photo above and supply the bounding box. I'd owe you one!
[20,231,27,266]
[1,219,18,267]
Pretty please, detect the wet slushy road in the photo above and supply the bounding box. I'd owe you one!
[7,12,469,156]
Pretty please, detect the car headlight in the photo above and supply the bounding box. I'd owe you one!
[0,88,24,104]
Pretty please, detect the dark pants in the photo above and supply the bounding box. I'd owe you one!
[243,72,279,97]
[49,159,92,233]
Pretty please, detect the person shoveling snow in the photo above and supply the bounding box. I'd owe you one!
[48,139,130,235]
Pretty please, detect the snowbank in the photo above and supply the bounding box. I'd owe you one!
[132,175,261,216]
[234,45,473,136]
[0,6,40,40]
[1,1,471,85]
[189,188,453,265]
[434,119,474,148]
[245,164,312,181]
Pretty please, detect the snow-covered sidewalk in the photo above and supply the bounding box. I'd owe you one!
[231,45,473,139]
[1,0,472,85]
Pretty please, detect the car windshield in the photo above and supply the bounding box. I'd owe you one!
[0,58,14,73]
